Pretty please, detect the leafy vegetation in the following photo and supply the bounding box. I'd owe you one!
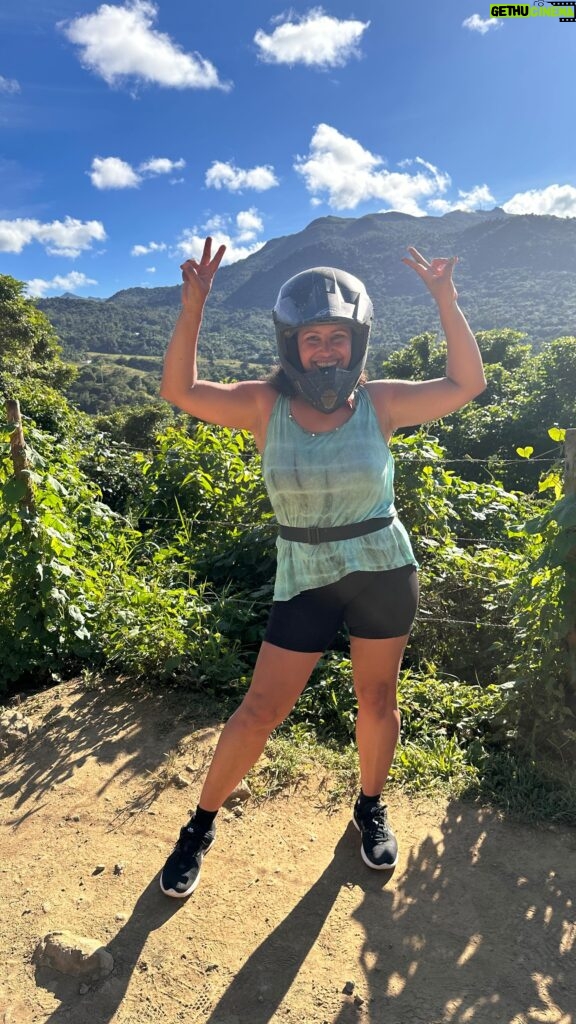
[379,329,576,491]
[2,270,576,823]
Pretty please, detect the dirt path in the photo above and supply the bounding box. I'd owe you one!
[1,679,575,1024]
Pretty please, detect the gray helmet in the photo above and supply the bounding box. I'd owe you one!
[272,267,373,413]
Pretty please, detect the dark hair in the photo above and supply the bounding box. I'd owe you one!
[267,365,367,396]
[267,366,297,396]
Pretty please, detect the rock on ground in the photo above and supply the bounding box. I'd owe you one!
[34,931,114,981]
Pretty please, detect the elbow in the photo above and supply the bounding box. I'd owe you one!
[160,382,181,405]
[448,374,487,402]
[464,378,487,403]
[462,371,487,401]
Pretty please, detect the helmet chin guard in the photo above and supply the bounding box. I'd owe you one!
[273,267,373,414]
[291,362,358,413]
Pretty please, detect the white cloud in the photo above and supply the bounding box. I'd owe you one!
[175,210,266,264]
[205,160,279,193]
[91,156,141,189]
[176,231,265,264]
[90,155,186,188]
[502,183,576,218]
[236,208,264,241]
[0,216,106,256]
[254,7,369,67]
[0,75,20,94]
[203,214,228,233]
[463,14,501,34]
[428,184,496,214]
[145,266,156,273]
[26,271,98,298]
[138,156,185,175]
[294,125,451,213]
[60,0,230,91]
[131,240,167,256]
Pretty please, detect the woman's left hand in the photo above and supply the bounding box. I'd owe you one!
[402,247,458,305]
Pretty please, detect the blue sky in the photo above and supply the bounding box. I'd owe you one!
[1,0,575,298]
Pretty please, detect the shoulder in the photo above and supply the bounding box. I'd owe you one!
[249,381,281,451]
[253,380,280,414]
[364,381,395,440]
[223,379,277,410]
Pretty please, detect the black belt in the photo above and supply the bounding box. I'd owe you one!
[278,516,394,545]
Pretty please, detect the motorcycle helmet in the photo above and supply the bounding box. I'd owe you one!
[272,267,373,413]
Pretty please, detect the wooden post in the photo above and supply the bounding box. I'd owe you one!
[5,399,36,516]
[565,428,576,497]
[564,428,576,700]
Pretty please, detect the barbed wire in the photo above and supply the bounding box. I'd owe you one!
[181,589,517,632]
[99,440,562,466]
[118,515,539,556]
[415,612,516,630]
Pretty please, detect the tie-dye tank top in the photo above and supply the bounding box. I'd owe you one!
[262,387,417,602]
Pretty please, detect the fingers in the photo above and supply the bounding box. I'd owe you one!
[406,246,429,268]
[210,242,226,273]
[180,236,227,275]
[403,249,458,274]
[201,236,212,263]
[201,236,227,269]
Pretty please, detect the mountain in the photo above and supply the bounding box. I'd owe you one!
[38,210,576,367]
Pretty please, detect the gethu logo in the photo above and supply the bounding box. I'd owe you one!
[490,2,576,17]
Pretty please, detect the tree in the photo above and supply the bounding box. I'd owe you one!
[0,275,75,389]
[379,330,575,492]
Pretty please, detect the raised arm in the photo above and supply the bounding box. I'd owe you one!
[160,237,268,433]
[371,248,486,433]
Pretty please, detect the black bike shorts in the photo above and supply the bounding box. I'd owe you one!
[264,564,419,653]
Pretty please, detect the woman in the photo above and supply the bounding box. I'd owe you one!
[159,238,486,898]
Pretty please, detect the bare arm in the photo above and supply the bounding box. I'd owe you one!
[371,249,486,433]
[160,238,267,433]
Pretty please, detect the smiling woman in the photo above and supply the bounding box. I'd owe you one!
[270,266,373,414]
[297,323,352,371]
[158,236,486,900]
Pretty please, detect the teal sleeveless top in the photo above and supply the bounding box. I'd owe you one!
[262,388,417,601]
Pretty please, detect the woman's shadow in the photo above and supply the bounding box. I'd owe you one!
[35,823,384,1024]
[34,873,186,1024]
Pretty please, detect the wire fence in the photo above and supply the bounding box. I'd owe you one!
[117,513,538,559]
[107,440,564,466]
[8,408,569,637]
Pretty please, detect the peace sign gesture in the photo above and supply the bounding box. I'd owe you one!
[402,247,458,305]
[180,236,227,313]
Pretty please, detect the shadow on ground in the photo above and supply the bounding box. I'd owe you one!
[34,799,576,1024]
[0,680,222,823]
[202,802,576,1024]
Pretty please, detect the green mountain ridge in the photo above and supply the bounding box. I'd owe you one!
[38,210,576,364]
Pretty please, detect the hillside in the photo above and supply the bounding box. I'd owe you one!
[38,210,576,369]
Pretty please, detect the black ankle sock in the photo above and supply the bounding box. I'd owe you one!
[192,805,218,831]
[358,790,381,809]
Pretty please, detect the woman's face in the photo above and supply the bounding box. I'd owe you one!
[296,323,352,372]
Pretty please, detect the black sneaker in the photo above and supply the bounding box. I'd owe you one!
[160,817,216,898]
[353,799,398,870]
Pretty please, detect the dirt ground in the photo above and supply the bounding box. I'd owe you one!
[1,678,575,1024]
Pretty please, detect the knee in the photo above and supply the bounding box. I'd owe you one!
[235,693,285,733]
[356,682,398,719]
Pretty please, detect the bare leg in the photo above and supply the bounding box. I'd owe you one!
[199,641,321,810]
[350,634,409,796]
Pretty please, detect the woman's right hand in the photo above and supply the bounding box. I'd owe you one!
[180,236,226,313]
